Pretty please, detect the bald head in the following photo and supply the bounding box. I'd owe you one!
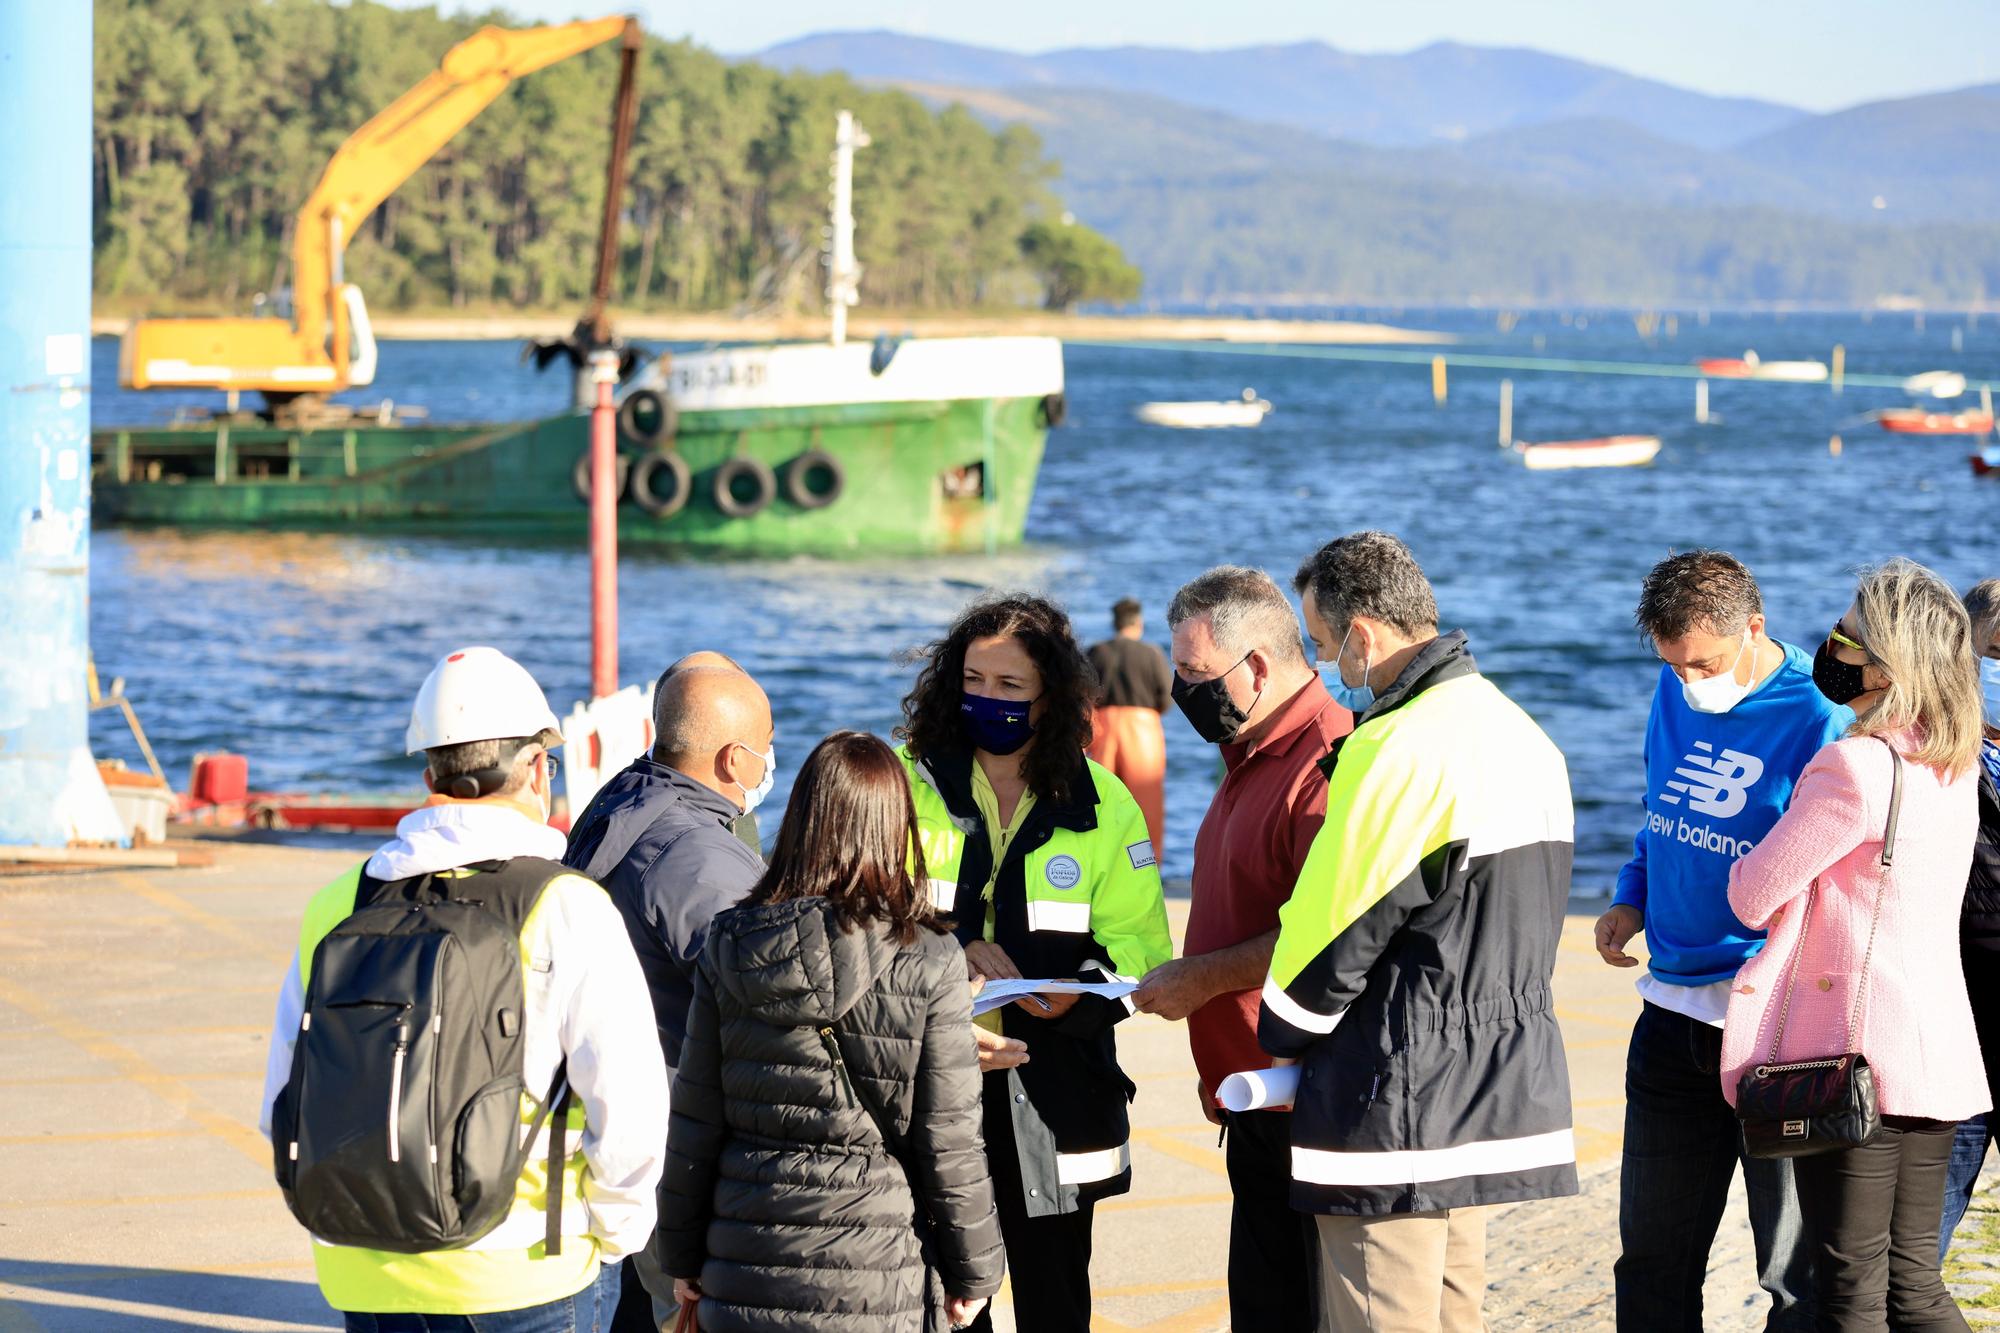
[654,666,774,807]
[667,649,744,675]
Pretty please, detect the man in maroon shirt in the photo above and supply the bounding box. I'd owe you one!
[1133,565,1350,1331]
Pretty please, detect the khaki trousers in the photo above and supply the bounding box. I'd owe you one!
[1315,1206,1490,1333]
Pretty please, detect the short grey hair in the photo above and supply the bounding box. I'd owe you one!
[425,736,540,798]
[1292,531,1438,638]
[1965,578,2000,650]
[1635,549,1764,642]
[1168,566,1309,668]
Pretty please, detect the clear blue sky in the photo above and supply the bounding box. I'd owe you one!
[400,0,1998,112]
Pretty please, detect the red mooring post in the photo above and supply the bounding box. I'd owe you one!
[588,350,619,700]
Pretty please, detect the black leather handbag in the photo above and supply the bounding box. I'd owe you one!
[1736,739,1903,1160]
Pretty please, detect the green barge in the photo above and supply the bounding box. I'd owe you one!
[90,335,1066,557]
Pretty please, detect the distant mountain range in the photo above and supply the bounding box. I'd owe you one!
[759,32,1805,150]
[757,32,2000,304]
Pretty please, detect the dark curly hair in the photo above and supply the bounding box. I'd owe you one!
[897,593,1097,805]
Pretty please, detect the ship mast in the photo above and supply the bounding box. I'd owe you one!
[827,109,870,347]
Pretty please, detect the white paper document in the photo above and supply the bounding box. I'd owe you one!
[1217,1065,1301,1112]
[970,977,1139,1017]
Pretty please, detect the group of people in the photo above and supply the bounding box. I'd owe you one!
[254,528,2000,1333]
[1599,552,2000,1333]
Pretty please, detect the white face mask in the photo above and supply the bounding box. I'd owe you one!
[1981,656,2000,730]
[734,741,776,814]
[1680,631,1755,715]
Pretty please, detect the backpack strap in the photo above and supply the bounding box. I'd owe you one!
[541,1061,572,1257]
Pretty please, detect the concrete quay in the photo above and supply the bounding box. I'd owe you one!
[0,839,1926,1331]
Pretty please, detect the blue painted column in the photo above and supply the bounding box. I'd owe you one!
[0,3,120,847]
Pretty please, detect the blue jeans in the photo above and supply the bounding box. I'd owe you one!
[1614,1001,1816,1331]
[1940,1112,1990,1263]
[344,1261,621,1332]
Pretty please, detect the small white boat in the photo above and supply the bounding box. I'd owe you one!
[1902,370,1967,398]
[1135,387,1272,429]
[1512,434,1662,471]
[1695,351,1828,383]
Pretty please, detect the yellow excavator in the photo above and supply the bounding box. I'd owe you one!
[118,15,642,416]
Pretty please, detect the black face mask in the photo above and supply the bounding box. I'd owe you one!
[1172,653,1257,744]
[1812,636,1871,706]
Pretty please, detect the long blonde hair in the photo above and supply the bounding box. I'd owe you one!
[1849,558,1984,776]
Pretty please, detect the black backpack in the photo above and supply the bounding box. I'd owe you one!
[269,857,575,1255]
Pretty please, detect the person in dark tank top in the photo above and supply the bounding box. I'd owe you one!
[1085,597,1172,860]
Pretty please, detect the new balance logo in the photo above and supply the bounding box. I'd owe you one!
[1658,741,1766,819]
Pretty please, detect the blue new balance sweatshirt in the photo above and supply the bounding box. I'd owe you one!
[1612,641,1852,985]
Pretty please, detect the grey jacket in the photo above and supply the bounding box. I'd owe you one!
[563,754,764,1069]
[655,896,1004,1332]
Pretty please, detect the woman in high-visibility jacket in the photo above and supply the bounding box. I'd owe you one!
[896,593,1172,1333]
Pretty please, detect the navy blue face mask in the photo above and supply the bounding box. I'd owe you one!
[961,691,1037,755]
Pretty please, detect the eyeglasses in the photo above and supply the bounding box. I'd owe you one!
[1828,624,1871,659]
[541,751,561,781]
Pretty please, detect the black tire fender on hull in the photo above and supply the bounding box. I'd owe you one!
[571,450,631,504]
[617,389,676,448]
[712,456,777,518]
[630,451,693,518]
[781,450,845,510]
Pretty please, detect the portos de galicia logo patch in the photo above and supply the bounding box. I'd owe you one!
[1044,854,1082,889]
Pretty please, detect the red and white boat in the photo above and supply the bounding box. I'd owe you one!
[1972,448,2000,478]
[1694,351,1828,382]
[1512,434,1662,470]
[1877,407,1995,436]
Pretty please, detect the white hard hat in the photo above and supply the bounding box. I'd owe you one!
[406,647,563,754]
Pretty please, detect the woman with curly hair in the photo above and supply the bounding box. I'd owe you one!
[896,593,1171,1333]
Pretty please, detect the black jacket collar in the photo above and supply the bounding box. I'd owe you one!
[914,743,1101,834]
[1319,630,1478,778]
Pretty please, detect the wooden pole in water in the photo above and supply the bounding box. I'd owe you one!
[1498,379,1513,448]
[1696,378,1709,424]
[1831,344,1845,395]
[1431,356,1447,406]
[588,349,620,700]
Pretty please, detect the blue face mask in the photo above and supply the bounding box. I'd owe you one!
[1982,655,2000,730]
[961,691,1037,755]
[1324,624,1377,714]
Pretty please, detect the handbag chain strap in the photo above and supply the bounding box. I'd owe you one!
[1763,737,1904,1065]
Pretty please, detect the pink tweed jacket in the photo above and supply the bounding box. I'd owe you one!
[1720,731,1986,1121]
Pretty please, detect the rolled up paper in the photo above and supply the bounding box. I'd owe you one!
[1217,1064,1301,1113]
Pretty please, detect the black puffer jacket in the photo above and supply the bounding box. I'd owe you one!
[653,896,1004,1333]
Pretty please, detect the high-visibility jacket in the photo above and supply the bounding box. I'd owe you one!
[260,801,667,1314]
[1258,632,1579,1216]
[900,742,1171,1215]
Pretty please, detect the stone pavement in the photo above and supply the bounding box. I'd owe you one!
[0,841,1987,1330]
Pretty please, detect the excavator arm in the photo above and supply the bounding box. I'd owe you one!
[121,16,636,401]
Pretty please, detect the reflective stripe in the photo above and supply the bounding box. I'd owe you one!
[1291,1128,1575,1187]
[1025,899,1092,933]
[926,878,957,911]
[1055,1142,1131,1185]
[1260,976,1344,1035]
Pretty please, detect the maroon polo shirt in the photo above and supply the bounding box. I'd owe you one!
[1185,676,1350,1102]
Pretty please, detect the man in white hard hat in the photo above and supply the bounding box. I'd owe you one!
[258,647,668,1329]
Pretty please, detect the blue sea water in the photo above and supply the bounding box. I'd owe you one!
[87,308,1998,900]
